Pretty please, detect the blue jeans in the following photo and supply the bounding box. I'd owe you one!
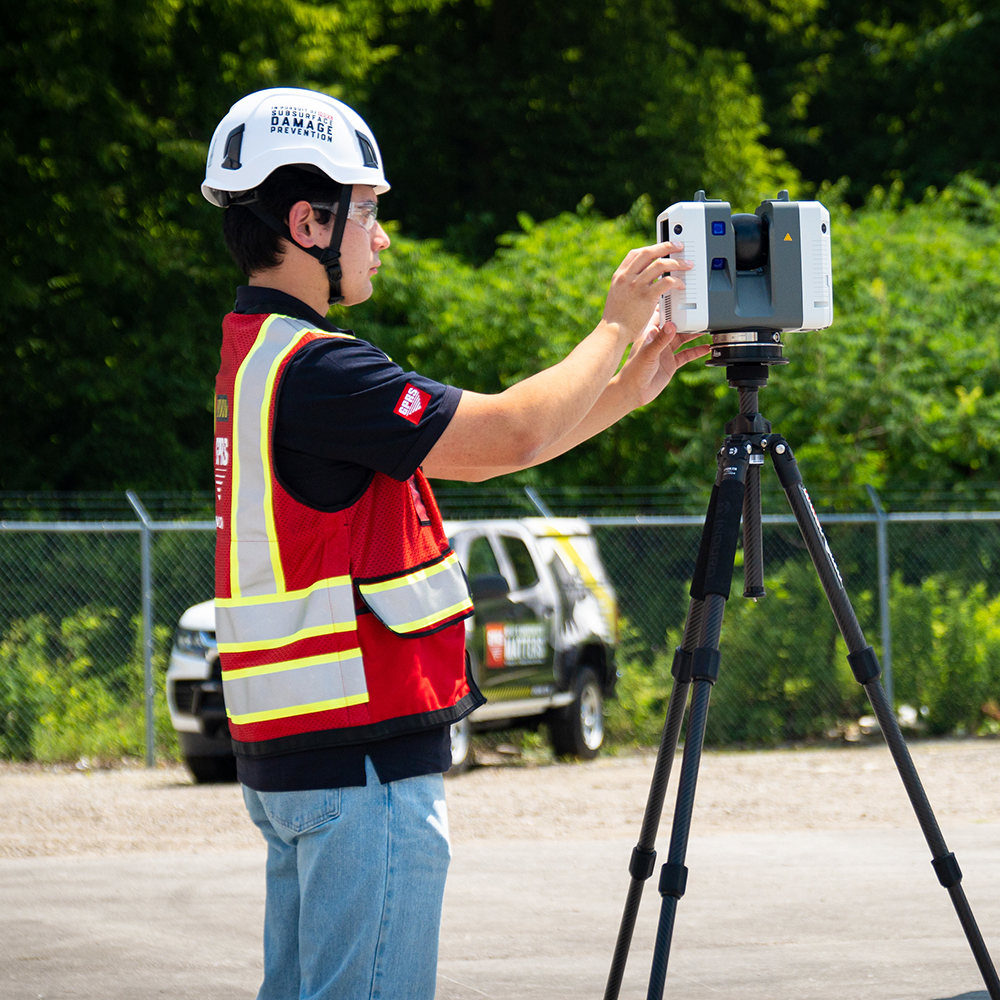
[243,758,450,1000]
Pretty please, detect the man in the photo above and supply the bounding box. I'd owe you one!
[202,87,708,1000]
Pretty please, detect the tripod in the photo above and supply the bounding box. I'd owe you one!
[604,347,1000,1000]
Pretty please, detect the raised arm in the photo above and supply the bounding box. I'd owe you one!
[421,241,698,480]
[424,316,710,481]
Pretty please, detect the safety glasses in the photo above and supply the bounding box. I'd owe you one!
[311,200,380,232]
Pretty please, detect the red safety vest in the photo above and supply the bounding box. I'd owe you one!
[214,310,480,757]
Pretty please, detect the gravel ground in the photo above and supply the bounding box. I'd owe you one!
[1,738,998,859]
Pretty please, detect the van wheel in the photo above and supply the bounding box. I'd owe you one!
[548,668,604,760]
[186,755,238,784]
[446,717,473,776]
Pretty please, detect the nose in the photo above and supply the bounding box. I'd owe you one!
[372,221,390,251]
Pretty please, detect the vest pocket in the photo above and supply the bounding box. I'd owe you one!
[356,550,473,638]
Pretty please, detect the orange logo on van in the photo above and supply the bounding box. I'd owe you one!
[485,624,505,667]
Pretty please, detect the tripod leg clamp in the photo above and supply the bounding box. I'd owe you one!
[629,846,657,881]
[932,852,963,888]
[658,862,689,899]
[847,646,881,685]
[692,647,721,684]
[672,647,693,683]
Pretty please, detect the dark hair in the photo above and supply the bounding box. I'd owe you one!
[222,166,343,277]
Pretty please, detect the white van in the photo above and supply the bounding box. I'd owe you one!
[166,518,617,782]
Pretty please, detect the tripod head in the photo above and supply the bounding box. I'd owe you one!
[705,329,789,388]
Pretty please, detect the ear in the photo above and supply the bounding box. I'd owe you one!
[286,200,324,249]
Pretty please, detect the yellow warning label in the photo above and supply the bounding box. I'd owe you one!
[783,233,793,242]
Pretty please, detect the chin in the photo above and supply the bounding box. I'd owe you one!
[340,284,374,308]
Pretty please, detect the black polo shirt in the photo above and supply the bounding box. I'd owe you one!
[230,286,462,791]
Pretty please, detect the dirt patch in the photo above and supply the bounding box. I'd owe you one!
[1,739,997,859]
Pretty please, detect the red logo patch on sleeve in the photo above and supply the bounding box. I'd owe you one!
[393,383,430,424]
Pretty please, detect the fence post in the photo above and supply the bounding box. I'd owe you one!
[126,491,156,767]
[865,485,894,708]
[524,486,554,517]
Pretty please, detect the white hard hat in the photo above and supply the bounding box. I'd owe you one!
[202,87,389,206]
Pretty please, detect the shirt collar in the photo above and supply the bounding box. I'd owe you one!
[233,286,351,334]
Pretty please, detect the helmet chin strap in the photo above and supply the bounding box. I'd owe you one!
[245,184,354,304]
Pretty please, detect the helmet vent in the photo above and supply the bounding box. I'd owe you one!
[356,130,379,169]
[221,124,245,170]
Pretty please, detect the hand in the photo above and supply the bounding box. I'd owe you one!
[618,307,711,407]
[601,240,693,341]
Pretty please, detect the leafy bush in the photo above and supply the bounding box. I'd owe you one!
[607,564,1000,747]
[607,559,868,747]
[889,575,1000,736]
[0,607,177,763]
[351,179,1000,502]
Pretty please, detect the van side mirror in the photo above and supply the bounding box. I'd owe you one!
[471,574,510,602]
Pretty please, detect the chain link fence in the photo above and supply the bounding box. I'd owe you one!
[0,493,215,766]
[2,488,999,767]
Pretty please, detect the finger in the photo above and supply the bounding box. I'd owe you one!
[646,255,693,277]
[669,331,711,345]
[650,273,687,293]
[652,326,708,349]
[641,239,685,258]
[635,256,693,289]
[671,344,713,367]
[635,319,677,350]
[658,257,695,272]
[621,241,686,274]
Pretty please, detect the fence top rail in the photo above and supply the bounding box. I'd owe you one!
[2,512,1000,532]
[584,511,1000,527]
[0,519,216,532]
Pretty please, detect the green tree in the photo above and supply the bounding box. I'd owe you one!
[351,178,1000,498]
[364,0,799,259]
[0,0,439,491]
[760,178,1000,493]
[5,0,998,495]
[732,1,1000,203]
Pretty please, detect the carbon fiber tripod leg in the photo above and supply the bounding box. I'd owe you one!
[604,521,713,1000]
[603,656,691,1000]
[605,448,750,1000]
[770,434,1000,1000]
[641,447,749,1000]
[646,595,726,1000]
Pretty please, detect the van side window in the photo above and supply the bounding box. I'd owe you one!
[502,536,539,589]
[467,535,501,579]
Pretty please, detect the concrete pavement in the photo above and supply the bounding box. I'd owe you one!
[2,823,997,999]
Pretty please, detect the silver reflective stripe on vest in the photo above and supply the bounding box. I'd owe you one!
[357,550,473,635]
[230,315,310,598]
[215,575,356,652]
[223,648,367,725]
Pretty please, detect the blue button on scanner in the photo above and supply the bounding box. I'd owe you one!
[711,257,726,270]
[711,221,726,236]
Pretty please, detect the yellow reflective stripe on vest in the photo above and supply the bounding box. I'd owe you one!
[230,315,297,597]
[216,575,355,652]
[228,693,370,726]
[223,648,368,723]
[357,550,473,635]
[229,318,355,599]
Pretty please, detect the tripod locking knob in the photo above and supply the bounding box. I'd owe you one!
[658,863,689,900]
